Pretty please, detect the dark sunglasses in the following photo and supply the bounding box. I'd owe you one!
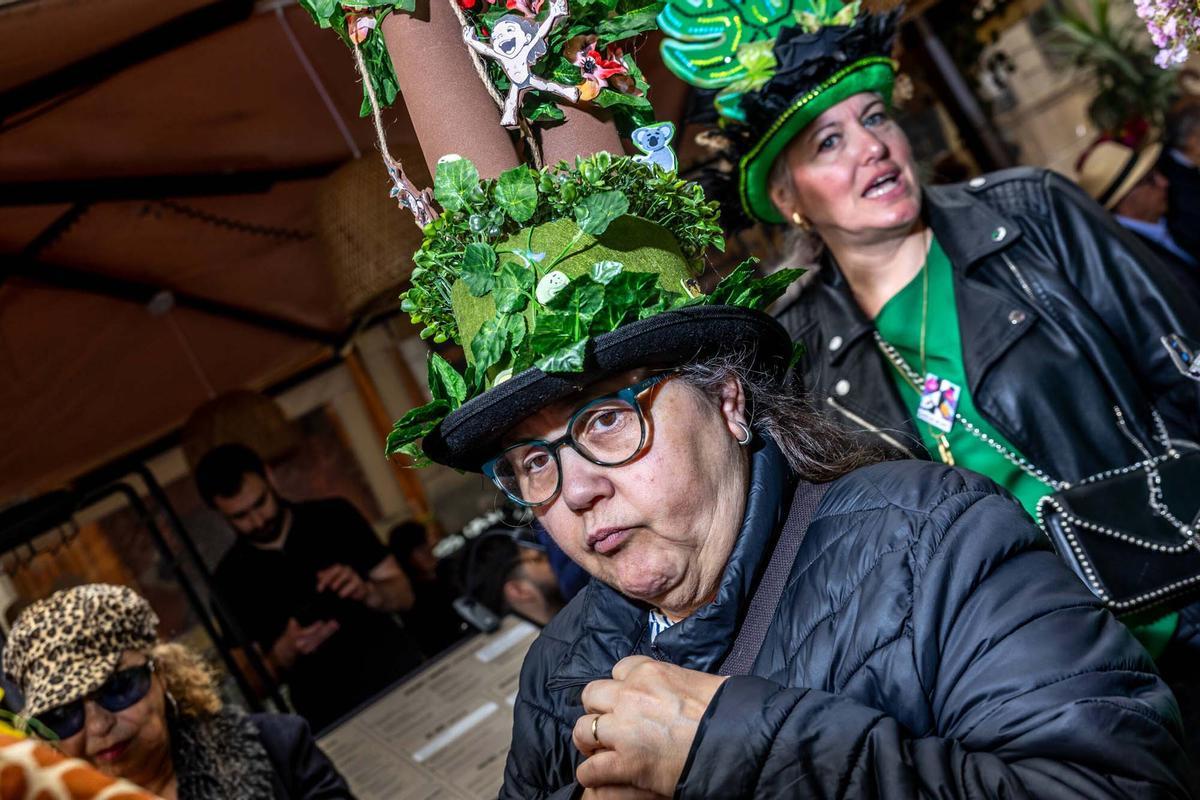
[35,660,155,741]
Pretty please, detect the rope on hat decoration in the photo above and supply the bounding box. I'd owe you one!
[349,33,439,227]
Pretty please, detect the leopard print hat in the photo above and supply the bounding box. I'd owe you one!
[3,584,159,719]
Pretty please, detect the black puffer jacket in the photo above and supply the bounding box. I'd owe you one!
[501,440,1191,798]
[776,167,1200,478]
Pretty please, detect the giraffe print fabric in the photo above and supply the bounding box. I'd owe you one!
[0,734,160,800]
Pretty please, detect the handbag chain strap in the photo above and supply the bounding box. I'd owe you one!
[873,332,1067,491]
[873,332,1198,541]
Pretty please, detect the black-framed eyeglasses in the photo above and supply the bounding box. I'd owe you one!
[35,660,155,741]
[483,373,674,507]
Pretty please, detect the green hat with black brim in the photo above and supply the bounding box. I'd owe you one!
[658,1,901,225]
[390,152,804,472]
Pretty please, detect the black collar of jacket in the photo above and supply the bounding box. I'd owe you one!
[548,436,794,686]
[817,180,1022,368]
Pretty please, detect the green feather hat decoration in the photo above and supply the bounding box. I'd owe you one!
[659,0,902,224]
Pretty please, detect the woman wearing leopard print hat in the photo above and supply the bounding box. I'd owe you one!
[3,583,352,799]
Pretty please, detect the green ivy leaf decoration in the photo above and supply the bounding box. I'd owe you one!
[705,260,803,308]
[434,157,481,213]
[461,243,498,297]
[788,341,807,371]
[298,0,340,25]
[589,260,623,284]
[396,440,433,467]
[534,337,589,372]
[495,166,540,223]
[471,318,508,373]
[506,314,528,352]
[385,400,451,456]
[594,4,661,43]
[428,352,467,409]
[574,190,630,236]
[570,280,606,320]
[494,261,534,313]
[528,311,579,358]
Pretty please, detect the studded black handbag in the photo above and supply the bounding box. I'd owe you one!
[1038,450,1200,616]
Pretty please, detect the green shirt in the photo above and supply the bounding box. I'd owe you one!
[873,236,1177,657]
[874,237,1052,516]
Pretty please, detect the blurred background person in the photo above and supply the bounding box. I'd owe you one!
[465,528,564,627]
[195,443,418,731]
[3,584,351,799]
[1077,139,1198,291]
[388,519,469,657]
[1160,99,1200,261]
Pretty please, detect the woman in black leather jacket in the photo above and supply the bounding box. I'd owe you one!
[697,5,1200,669]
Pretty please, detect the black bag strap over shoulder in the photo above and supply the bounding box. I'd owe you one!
[719,481,830,677]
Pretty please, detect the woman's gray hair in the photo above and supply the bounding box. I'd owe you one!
[677,348,892,482]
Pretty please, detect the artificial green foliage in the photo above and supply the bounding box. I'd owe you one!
[296,1,405,116]
[433,157,483,213]
[388,258,803,456]
[386,400,451,454]
[402,153,724,346]
[387,154,806,459]
[573,190,629,235]
[495,166,540,222]
[460,243,499,296]
[428,353,467,408]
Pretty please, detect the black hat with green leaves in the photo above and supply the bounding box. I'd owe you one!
[390,152,801,471]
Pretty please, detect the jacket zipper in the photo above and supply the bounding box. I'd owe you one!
[1001,253,1036,302]
[825,396,918,459]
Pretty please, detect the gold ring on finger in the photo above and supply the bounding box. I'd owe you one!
[591,714,601,746]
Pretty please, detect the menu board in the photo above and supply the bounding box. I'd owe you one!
[318,617,539,800]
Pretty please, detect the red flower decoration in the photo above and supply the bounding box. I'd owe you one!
[565,35,636,99]
[505,0,544,18]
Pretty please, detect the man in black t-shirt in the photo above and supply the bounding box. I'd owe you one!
[196,444,420,731]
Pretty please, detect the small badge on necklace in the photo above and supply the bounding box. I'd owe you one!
[917,372,960,434]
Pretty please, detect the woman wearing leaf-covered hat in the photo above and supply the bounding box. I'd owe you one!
[663,0,1200,712]
[389,150,1189,799]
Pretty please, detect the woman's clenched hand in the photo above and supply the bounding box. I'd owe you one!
[573,655,728,797]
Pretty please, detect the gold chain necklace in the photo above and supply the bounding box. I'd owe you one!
[902,231,955,464]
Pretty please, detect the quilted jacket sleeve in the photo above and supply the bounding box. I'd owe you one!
[675,489,1192,799]
[500,631,586,800]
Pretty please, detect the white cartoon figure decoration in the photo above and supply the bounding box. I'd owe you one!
[631,122,678,173]
[463,0,580,129]
[535,270,570,304]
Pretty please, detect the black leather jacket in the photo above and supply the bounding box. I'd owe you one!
[776,167,1200,484]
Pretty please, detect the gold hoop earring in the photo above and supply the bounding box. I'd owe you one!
[790,211,812,233]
